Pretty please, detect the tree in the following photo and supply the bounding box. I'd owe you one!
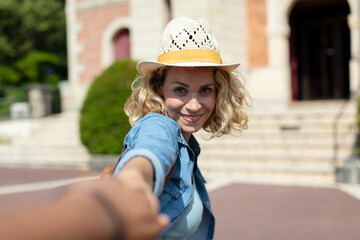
[0,0,67,95]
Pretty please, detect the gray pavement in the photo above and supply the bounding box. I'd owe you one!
[1,167,360,239]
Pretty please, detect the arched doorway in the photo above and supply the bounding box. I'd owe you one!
[289,0,351,101]
[113,28,130,60]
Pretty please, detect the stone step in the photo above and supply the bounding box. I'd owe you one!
[249,113,357,120]
[199,138,354,150]
[0,154,91,163]
[250,101,356,117]
[198,151,347,166]
[199,147,353,157]
[195,100,358,185]
[198,160,334,173]
[32,126,80,135]
[205,130,356,141]
[0,111,90,169]
[248,112,356,122]
[0,145,89,156]
[0,145,91,169]
[28,123,80,136]
[201,170,335,186]
[198,160,336,185]
[247,121,356,132]
[13,137,83,146]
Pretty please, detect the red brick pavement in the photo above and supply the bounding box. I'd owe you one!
[0,167,98,212]
[0,167,97,186]
[210,183,360,240]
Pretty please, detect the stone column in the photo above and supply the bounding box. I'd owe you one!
[265,0,293,109]
[130,0,168,61]
[65,0,82,110]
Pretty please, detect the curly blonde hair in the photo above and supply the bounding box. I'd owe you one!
[124,67,249,138]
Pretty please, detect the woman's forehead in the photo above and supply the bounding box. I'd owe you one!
[165,67,215,82]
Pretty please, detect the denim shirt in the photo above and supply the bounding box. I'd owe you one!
[113,113,215,239]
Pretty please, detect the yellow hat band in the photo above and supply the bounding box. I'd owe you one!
[157,49,222,64]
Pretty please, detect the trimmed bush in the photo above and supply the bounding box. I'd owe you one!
[80,60,138,154]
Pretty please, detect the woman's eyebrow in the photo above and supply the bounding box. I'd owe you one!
[170,82,215,88]
[200,83,216,88]
[171,81,189,87]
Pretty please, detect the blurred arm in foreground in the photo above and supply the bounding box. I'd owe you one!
[0,174,169,240]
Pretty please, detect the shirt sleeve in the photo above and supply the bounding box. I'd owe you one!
[113,114,180,196]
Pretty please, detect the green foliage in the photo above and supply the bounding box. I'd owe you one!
[80,60,138,154]
[0,0,66,91]
[5,85,28,102]
[16,51,61,86]
[0,66,20,86]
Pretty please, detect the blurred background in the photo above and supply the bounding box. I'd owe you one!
[1,0,360,239]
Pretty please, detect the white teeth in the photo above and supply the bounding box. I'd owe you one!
[182,114,200,120]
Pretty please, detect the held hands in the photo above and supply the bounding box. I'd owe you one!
[71,169,169,240]
[113,170,169,240]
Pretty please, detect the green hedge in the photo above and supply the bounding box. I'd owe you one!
[80,60,137,154]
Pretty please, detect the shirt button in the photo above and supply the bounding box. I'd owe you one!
[206,201,210,206]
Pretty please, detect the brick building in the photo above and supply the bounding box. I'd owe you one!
[65,0,360,111]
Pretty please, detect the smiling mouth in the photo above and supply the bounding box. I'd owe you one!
[181,114,202,122]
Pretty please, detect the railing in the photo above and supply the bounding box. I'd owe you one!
[333,88,360,182]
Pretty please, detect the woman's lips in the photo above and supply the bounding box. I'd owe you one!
[181,114,202,122]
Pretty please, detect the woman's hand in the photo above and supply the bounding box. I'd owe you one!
[69,170,168,240]
[111,171,169,240]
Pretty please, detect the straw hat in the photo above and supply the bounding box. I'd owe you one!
[136,17,240,76]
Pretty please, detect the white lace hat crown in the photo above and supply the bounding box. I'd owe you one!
[136,17,240,76]
[159,18,219,54]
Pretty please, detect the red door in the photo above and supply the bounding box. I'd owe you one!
[113,29,130,59]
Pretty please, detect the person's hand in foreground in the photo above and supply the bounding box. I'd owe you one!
[0,172,169,240]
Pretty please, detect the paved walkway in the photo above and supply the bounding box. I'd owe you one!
[210,182,360,240]
[1,167,360,239]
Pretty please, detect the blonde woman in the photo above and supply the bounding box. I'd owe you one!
[113,17,249,239]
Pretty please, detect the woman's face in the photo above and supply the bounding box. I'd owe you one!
[160,67,216,140]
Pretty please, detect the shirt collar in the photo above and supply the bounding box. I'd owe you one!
[178,133,201,157]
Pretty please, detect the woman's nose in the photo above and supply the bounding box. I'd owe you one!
[186,97,201,112]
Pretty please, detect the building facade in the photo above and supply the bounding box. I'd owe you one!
[65,0,360,111]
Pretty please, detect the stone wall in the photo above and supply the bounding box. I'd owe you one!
[77,3,130,84]
[66,0,130,108]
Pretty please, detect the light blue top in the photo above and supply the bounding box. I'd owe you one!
[113,113,215,239]
[160,177,204,239]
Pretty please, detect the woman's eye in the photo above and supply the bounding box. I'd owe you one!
[174,87,186,94]
[201,87,212,94]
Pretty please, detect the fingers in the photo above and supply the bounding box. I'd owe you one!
[157,214,170,230]
[114,168,147,189]
[138,214,170,240]
[65,176,168,240]
[100,165,115,178]
[110,179,168,240]
[114,169,160,215]
[140,182,159,215]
